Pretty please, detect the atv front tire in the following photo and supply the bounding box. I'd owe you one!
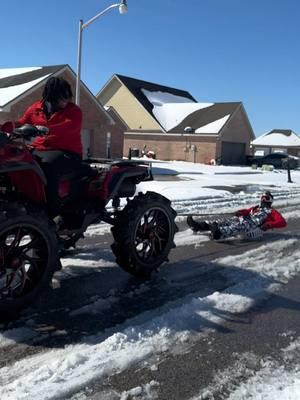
[0,205,59,316]
[111,191,178,278]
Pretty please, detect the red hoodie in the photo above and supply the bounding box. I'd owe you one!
[236,205,287,230]
[2,100,83,156]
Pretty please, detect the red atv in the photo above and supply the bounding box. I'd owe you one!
[0,125,177,315]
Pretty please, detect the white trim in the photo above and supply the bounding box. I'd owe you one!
[95,74,115,98]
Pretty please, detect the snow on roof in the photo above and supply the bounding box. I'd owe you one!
[141,88,195,106]
[0,67,41,80]
[141,88,214,131]
[153,102,215,131]
[195,114,231,134]
[252,130,300,147]
[0,74,51,107]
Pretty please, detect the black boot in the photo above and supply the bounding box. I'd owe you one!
[210,222,222,240]
[187,216,210,232]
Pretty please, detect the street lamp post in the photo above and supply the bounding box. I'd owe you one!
[75,0,128,105]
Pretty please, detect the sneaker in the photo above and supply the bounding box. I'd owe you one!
[187,216,210,232]
[210,222,222,240]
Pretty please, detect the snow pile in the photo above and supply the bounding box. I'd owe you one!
[227,338,300,400]
[191,337,300,400]
[227,361,300,400]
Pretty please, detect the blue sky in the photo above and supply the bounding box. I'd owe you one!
[1,0,300,136]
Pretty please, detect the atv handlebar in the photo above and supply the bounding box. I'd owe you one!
[12,124,49,139]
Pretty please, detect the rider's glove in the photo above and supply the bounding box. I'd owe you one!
[1,121,15,133]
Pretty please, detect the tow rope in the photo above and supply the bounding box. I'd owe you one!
[177,212,235,217]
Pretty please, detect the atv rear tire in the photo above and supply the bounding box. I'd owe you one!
[0,205,59,316]
[111,191,178,278]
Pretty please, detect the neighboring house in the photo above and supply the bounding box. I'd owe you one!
[251,129,300,157]
[97,74,255,165]
[0,65,126,159]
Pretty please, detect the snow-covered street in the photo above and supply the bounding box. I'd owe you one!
[1,160,300,400]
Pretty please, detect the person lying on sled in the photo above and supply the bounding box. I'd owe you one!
[187,191,287,240]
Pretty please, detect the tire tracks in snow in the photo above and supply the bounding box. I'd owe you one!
[173,188,300,215]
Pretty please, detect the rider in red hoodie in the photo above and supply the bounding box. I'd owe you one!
[1,77,83,215]
[187,191,287,240]
[1,76,82,156]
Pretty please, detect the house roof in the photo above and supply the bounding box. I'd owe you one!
[111,74,199,131]
[168,102,241,134]
[0,64,115,124]
[0,65,66,108]
[252,129,300,147]
[115,73,196,106]
[109,74,245,135]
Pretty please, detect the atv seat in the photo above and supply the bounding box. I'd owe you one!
[60,162,98,181]
[77,162,99,178]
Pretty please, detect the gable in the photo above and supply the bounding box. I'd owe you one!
[220,106,254,142]
[98,76,162,131]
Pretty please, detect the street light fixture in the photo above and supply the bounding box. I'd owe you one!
[75,0,128,105]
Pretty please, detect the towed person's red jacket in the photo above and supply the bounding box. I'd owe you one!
[1,100,82,157]
[236,205,287,231]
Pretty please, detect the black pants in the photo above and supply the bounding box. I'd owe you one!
[33,150,82,215]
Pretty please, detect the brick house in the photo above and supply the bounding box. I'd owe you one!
[97,74,255,165]
[251,129,300,157]
[0,65,127,159]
